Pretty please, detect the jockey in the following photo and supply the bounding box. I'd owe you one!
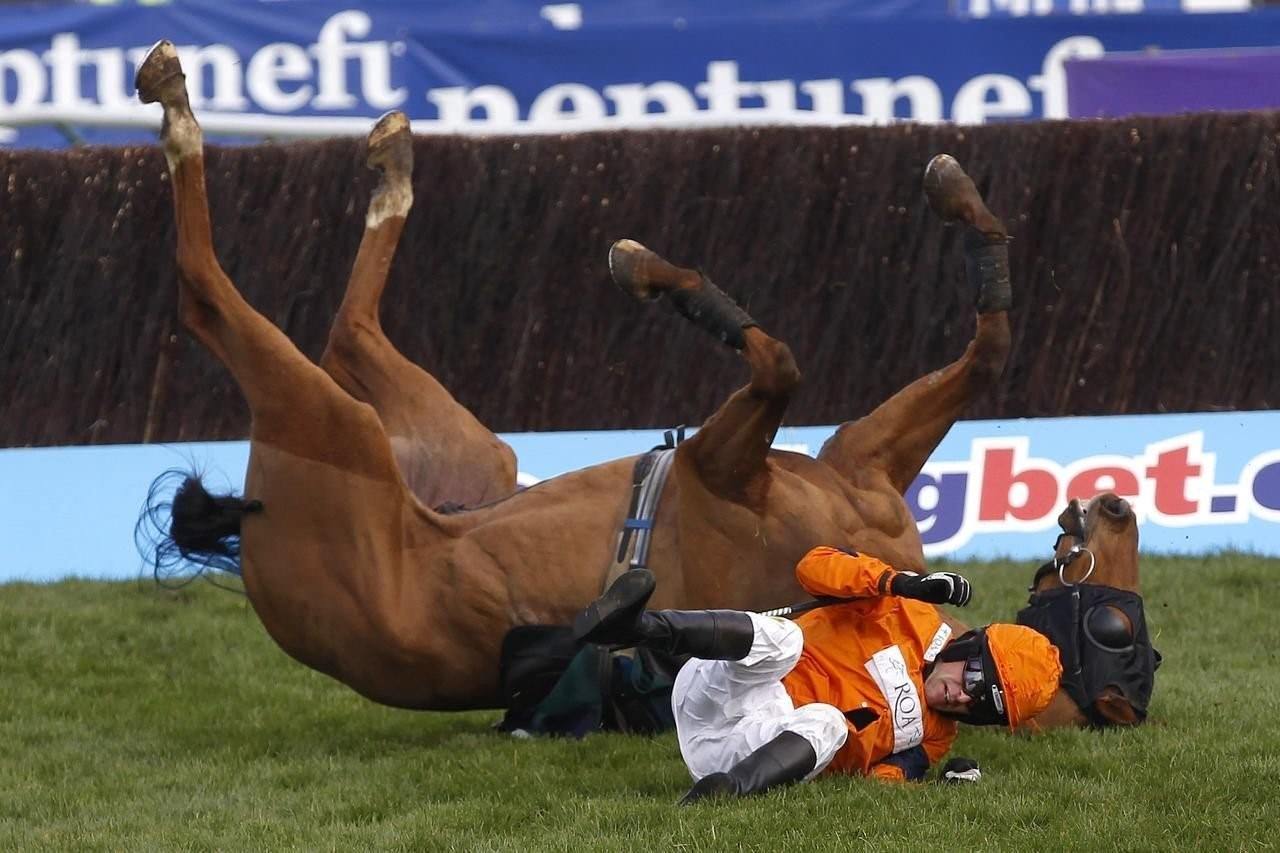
[573,546,1062,803]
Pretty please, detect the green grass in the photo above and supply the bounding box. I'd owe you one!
[2,555,1278,851]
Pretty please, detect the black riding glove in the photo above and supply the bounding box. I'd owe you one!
[938,757,982,784]
[890,570,972,607]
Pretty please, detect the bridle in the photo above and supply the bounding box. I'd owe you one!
[1054,542,1096,587]
[1029,501,1096,592]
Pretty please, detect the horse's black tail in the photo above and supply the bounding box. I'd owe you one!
[135,469,263,587]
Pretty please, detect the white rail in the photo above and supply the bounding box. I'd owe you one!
[1,103,881,145]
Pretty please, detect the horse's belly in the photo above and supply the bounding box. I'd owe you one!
[758,465,922,559]
[662,466,927,611]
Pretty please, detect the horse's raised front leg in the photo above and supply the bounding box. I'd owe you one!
[319,113,516,509]
[606,241,815,609]
[817,155,1012,495]
[609,240,799,508]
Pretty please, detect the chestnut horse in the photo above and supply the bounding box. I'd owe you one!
[137,41,1014,712]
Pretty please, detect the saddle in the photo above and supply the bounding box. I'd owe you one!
[496,430,687,738]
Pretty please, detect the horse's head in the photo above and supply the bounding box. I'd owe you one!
[1027,492,1148,728]
[1040,492,1140,594]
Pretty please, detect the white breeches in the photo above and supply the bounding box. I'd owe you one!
[670,613,849,781]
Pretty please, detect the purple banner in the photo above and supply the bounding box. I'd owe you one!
[1066,47,1280,117]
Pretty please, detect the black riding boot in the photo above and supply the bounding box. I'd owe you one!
[636,608,756,660]
[572,569,756,661]
[679,731,818,805]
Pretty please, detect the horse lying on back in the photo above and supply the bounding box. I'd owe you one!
[133,40,1158,725]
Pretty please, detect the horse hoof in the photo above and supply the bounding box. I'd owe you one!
[608,239,700,302]
[367,110,413,175]
[608,240,661,301]
[923,154,1005,237]
[135,40,186,105]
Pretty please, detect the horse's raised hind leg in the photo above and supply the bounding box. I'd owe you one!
[318,112,516,508]
[609,240,798,506]
[135,41,401,481]
[817,155,1013,494]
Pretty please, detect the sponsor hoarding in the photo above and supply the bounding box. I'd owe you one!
[1,0,1278,147]
[1,410,1276,582]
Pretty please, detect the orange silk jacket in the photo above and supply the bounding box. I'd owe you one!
[781,546,959,781]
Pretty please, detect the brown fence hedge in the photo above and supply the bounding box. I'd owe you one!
[1,111,1278,448]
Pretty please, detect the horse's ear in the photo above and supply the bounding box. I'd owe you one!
[1093,690,1140,726]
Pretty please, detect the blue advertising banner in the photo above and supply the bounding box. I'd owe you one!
[1,0,1278,148]
[1,411,1277,582]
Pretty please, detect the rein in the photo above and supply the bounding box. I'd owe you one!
[755,596,846,619]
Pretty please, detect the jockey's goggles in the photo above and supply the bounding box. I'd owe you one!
[938,628,1008,727]
[962,656,987,697]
